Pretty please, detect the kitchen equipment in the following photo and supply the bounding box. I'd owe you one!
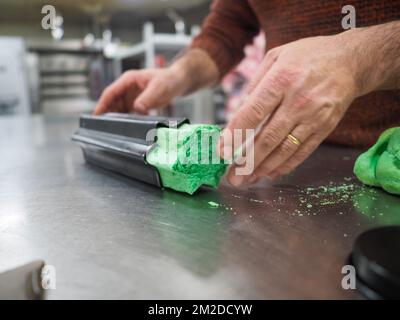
[349,226,400,299]
[0,261,46,300]
[72,113,188,188]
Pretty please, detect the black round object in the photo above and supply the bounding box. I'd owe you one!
[350,226,400,299]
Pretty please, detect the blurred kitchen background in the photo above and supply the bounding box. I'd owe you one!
[0,0,264,124]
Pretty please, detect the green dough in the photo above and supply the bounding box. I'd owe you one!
[354,127,400,195]
[146,124,228,195]
[208,201,220,208]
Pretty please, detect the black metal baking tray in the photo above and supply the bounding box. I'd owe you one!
[72,113,189,187]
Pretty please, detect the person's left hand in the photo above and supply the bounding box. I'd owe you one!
[219,31,364,186]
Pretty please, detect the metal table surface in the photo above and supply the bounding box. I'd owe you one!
[1,115,400,299]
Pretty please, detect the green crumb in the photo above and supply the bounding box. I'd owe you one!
[300,182,359,209]
[208,201,220,208]
[249,198,264,203]
[320,200,336,206]
[146,124,228,195]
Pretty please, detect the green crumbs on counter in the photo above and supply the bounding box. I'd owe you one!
[354,127,400,195]
[208,201,220,208]
[146,124,228,195]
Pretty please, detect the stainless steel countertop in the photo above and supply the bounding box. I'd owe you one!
[1,115,400,299]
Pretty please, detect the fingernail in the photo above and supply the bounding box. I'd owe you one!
[241,174,253,185]
[247,175,259,184]
[267,172,280,181]
[230,175,244,187]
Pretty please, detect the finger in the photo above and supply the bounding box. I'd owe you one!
[228,101,308,185]
[124,85,141,113]
[134,78,170,112]
[227,165,260,187]
[226,165,240,187]
[245,47,281,95]
[268,134,323,179]
[226,110,294,186]
[247,175,260,185]
[94,71,138,115]
[219,67,285,160]
[269,112,342,179]
[108,97,124,113]
[253,123,312,179]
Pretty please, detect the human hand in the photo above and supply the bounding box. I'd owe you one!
[94,48,219,116]
[94,67,187,115]
[219,33,363,186]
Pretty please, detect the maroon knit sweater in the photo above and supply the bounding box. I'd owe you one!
[192,0,400,147]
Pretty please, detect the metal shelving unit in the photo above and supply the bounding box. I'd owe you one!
[28,41,112,114]
[110,22,193,75]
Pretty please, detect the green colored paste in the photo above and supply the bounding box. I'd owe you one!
[354,127,400,195]
[146,124,228,195]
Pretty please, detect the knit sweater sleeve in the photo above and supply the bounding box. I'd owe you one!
[191,0,260,79]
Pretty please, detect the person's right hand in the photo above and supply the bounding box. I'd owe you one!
[94,67,186,115]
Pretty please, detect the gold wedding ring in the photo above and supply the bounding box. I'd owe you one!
[287,133,302,146]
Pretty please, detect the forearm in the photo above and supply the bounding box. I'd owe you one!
[168,48,219,96]
[343,21,400,95]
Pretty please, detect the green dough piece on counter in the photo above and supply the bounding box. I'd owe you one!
[146,124,228,195]
[354,127,400,195]
[208,201,220,208]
